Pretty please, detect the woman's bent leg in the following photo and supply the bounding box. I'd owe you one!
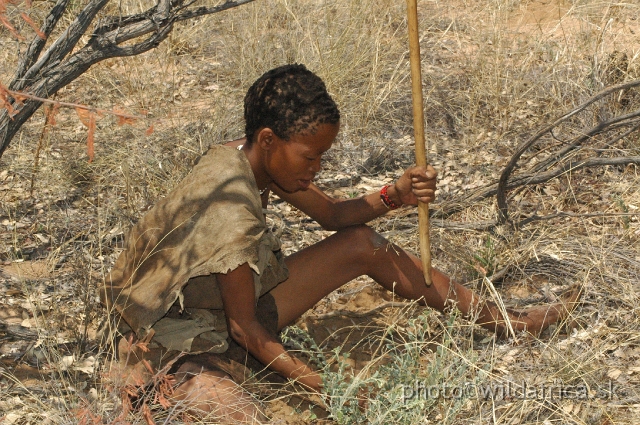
[271,225,577,336]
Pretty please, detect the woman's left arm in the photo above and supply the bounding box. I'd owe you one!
[273,165,437,231]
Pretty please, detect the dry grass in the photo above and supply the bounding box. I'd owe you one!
[1,0,640,423]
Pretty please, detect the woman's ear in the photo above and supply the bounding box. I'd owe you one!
[256,127,275,150]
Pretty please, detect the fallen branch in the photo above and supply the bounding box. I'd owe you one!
[516,211,640,227]
[505,156,640,189]
[496,79,640,223]
[428,80,640,225]
[530,119,640,175]
[431,219,497,231]
[312,302,413,320]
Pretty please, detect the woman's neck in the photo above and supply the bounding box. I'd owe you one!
[240,143,271,193]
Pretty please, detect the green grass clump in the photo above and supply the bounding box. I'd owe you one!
[284,311,488,425]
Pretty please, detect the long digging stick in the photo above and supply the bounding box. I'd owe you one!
[406,0,432,285]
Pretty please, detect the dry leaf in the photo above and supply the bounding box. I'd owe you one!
[613,348,627,358]
[74,356,96,374]
[607,368,623,380]
[75,107,91,127]
[142,403,155,425]
[155,377,174,409]
[0,85,18,117]
[117,115,137,125]
[145,124,154,136]
[11,92,27,104]
[113,106,137,125]
[87,112,96,162]
[74,107,99,162]
[135,340,150,353]
[156,393,171,409]
[59,355,75,370]
[45,102,60,126]
[118,393,132,421]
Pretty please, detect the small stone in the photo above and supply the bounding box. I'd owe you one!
[59,355,75,370]
[87,388,98,401]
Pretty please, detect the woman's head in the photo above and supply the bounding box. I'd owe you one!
[244,64,340,143]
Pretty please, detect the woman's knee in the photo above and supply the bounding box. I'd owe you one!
[335,224,391,261]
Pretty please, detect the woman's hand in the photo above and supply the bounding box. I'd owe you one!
[391,165,438,206]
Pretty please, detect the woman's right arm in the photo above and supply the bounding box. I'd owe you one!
[216,263,323,392]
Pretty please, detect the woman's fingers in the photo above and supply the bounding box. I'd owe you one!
[395,165,438,205]
[414,190,436,203]
[410,165,437,202]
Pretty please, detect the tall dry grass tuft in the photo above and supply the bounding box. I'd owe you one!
[1,0,639,423]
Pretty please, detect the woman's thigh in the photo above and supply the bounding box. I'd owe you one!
[269,225,380,330]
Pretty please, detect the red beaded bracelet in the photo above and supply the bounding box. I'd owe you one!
[380,185,402,210]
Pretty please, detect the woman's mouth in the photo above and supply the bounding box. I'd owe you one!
[298,179,312,189]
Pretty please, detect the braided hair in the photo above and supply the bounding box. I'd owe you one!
[244,64,340,143]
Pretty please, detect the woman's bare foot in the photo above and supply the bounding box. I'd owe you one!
[479,286,582,338]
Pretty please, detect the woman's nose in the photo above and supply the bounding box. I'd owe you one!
[310,158,322,173]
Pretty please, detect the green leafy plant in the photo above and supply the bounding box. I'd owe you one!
[472,235,497,277]
[284,311,488,425]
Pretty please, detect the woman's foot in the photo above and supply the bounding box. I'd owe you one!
[480,286,582,338]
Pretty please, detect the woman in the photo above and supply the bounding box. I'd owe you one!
[103,64,577,423]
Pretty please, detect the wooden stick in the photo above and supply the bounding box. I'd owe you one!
[406,0,432,285]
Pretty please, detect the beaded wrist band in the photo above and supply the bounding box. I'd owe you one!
[380,185,402,210]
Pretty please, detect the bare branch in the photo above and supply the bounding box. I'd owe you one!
[2,87,145,121]
[432,154,640,221]
[174,0,256,22]
[531,112,640,174]
[16,0,110,91]
[0,0,256,159]
[11,0,72,89]
[91,0,256,46]
[509,156,640,188]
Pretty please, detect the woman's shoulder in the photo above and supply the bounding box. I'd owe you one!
[189,142,254,189]
[222,138,246,149]
[196,140,246,166]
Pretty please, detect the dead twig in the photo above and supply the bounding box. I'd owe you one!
[516,211,640,227]
[312,302,412,320]
[0,88,144,122]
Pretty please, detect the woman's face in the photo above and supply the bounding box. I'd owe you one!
[264,122,339,193]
